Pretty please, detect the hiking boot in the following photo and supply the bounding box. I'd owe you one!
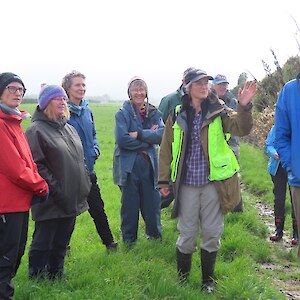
[201,281,215,293]
[270,216,284,242]
[106,242,118,252]
[270,232,283,241]
[291,238,298,245]
[291,228,299,245]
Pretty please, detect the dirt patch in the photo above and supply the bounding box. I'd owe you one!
[255,200,300,300]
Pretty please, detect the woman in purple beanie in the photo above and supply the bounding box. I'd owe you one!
[25,85,91,279]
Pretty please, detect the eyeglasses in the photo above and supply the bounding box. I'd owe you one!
[6,86,26,96]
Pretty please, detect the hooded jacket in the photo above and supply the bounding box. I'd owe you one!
[0,105,48,213]
[158,92,253,217]
[113,100,164,187]
[275,76,300,186]
[67,99,100,173]
[25,108,90,221]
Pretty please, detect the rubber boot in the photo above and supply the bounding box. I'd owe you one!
[270,216,284,241]
[292,218,299,245]
[176,248,192,283]
[200,249,217,293]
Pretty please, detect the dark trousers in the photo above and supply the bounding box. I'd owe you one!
[28,217,75,278]
[271,163,296,220]
[120,153,161,243]
[88,173,114,246]
[0,212,29,300]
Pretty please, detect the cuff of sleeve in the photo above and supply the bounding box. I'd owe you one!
[137,130,142,140]
[94,146,100,156]
[238,102,253,111]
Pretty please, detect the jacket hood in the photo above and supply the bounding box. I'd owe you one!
[122,100,161,119]
[31,106,67,129]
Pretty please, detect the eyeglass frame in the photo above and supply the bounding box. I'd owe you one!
[5,86,27,96]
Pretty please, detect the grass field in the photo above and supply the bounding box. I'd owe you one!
[11,103,297,299]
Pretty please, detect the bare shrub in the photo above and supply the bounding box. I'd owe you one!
[242,106,275,149]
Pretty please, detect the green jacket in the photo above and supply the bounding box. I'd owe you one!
[158,92,253,217]
[158,86,183,123]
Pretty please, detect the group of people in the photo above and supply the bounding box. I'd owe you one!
[2,67,299,298]
[111,68,256,293]
[0,71,117,299]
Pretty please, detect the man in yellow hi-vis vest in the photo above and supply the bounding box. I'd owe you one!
[158,68,256,293]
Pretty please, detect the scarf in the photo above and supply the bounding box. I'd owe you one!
[67,98,88,116]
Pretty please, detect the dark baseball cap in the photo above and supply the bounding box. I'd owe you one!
[184,69,213,88]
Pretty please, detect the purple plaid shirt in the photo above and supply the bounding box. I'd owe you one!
[183,112,210,186]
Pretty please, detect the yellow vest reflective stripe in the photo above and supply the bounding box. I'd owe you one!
[171,105,183,182]
[171,106,239,182]
[208,116,239,180]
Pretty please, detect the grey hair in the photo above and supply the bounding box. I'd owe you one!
[61,70,86,95]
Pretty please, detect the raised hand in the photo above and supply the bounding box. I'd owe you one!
[238,81,257,107]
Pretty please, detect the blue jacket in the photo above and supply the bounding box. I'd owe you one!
[67,99,100,173]
[265,125,280,176]
[113,100,164,187]
[275,77,300,186]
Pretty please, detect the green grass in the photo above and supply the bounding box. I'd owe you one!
[12,104,290,299]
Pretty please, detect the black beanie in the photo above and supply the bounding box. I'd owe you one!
[0,72,25,97]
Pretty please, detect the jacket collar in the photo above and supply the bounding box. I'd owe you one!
[31,107,67,129]
[177,92,225,131]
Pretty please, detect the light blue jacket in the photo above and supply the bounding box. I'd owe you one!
[275,77,300,186]
[265,125,279,176]
[113,100,164,187]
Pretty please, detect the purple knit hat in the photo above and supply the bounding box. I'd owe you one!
[38,85,67,110]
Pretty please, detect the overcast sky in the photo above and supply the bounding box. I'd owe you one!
[2,0,300,103]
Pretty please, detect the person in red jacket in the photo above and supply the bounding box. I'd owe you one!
[0,72,49,300]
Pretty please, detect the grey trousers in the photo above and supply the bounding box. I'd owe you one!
[176,183,224,254]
